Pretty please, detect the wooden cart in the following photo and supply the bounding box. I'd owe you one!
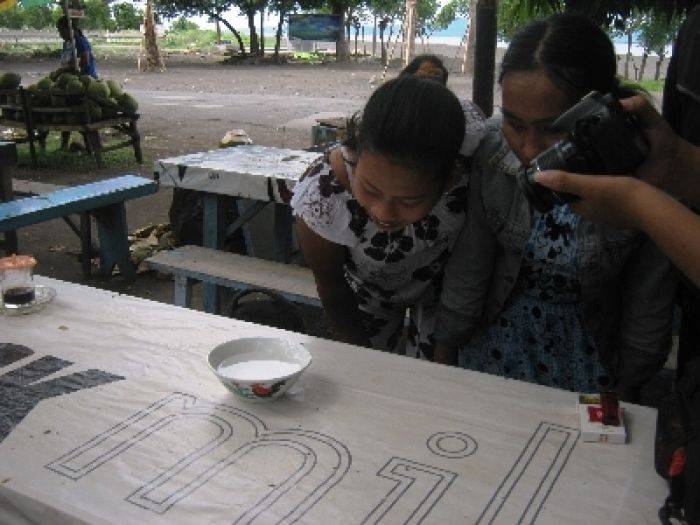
[0,86,142,169]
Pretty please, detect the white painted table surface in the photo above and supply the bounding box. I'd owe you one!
[0,277,666,524]
[154,145,321,203]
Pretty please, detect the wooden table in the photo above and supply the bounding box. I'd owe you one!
[155,145,321,312]
[1,277,666,524]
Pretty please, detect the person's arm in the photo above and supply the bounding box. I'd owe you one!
[296,218,372,348]
[620,95,700,207]
[535,171,700,288]
[434,168,497,364]
[615,234,676,402]
[73,36,92,74]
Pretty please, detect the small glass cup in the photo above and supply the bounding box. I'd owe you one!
[0,254,37,309]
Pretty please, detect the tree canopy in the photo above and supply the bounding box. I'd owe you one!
[512,0,698,25]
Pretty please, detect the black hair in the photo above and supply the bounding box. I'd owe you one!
[57,16,83,38]
[352,75,465,181]
[499,13,625,102]
[400,54,449,84]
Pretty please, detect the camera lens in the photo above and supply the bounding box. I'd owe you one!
[517,167,558,213]
[517,140,579,213]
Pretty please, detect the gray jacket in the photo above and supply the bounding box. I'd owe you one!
[436,119,677,391]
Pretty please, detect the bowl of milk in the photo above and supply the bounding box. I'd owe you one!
[208,338,311,402]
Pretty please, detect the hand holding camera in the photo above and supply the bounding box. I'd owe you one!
[517,91,651,213]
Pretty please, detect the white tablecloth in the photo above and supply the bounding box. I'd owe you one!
[0,277,665,524]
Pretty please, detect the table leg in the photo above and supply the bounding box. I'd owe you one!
[202,193,228,313]
[236,199,258,257]
[273,203,294,263]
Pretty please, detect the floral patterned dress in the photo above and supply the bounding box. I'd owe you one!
[291,148,470,358]
[458,204,611,392]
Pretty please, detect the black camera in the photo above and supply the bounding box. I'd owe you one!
[517,91,650,213]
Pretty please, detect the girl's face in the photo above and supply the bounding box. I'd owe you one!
[500,70,572,167]
[350,152,444,231]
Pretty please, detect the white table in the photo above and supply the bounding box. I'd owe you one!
[1,277,666,524]
[155,146,321,312]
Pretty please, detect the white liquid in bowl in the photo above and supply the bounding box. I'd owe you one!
[218,359,301,381]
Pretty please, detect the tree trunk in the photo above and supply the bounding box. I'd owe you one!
[472,0,497,116]
[624,31,632,79]
[372,15,377,57]
[274,8,285,60]
[403,0,417,66]
[640,52,648,80]
[211,14,246,55]
[331,1,348,61]
[247,11,259,55]
[259,8,264,56]
[380,30,386,64]
[142,0,161,71]
[655,51,665,80]
[464,0,478,75]
[215,18,221,44]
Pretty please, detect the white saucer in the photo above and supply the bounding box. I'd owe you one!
[1,286,56,316]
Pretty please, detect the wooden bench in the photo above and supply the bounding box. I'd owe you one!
[0,174,158,279]
[145,245,320,312]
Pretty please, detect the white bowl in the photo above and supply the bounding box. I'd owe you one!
[208,337,311,402]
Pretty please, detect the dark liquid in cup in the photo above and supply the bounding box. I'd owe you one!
[3,286,35,305]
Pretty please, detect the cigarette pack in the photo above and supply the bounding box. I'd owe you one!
[577,393,627,444]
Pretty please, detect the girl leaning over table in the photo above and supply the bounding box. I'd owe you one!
[291,76,485,359]
[434,14,676,401]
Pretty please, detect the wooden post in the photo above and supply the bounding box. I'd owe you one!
[260,8,264,56]
[63,0,78,73]
[464,0,478,75]
[472,0,497,117]
[403,0,417,67]
[0,142,18,254]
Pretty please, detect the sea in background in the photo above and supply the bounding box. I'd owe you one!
[346,17,673,57]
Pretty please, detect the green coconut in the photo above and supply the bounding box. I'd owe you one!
[85,100,101,120]
[106,79,123,99]
[101,98,119,119]
[50,92,67,107]
[80,75,93,89]
[87,79,110,103]
[65,79,84,97]
[0,72,21,89]
[117,92,138,115]
[56,72,78,88]
[37,77,55,91]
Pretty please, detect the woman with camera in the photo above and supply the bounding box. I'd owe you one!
[434,14,676,401]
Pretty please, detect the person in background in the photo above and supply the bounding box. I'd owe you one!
[56,16,98,151]
[57,16,98,79]
[400,54,485,157]
[291,76,485,357]
[661,4,700,381]
[434,14,676,401]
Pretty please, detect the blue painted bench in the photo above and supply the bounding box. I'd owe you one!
[0,174,158,279]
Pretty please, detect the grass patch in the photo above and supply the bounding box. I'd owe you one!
[291,51,325,64]
[15,131,145,171]
[162,29,277,52]
[637,79,666,93]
